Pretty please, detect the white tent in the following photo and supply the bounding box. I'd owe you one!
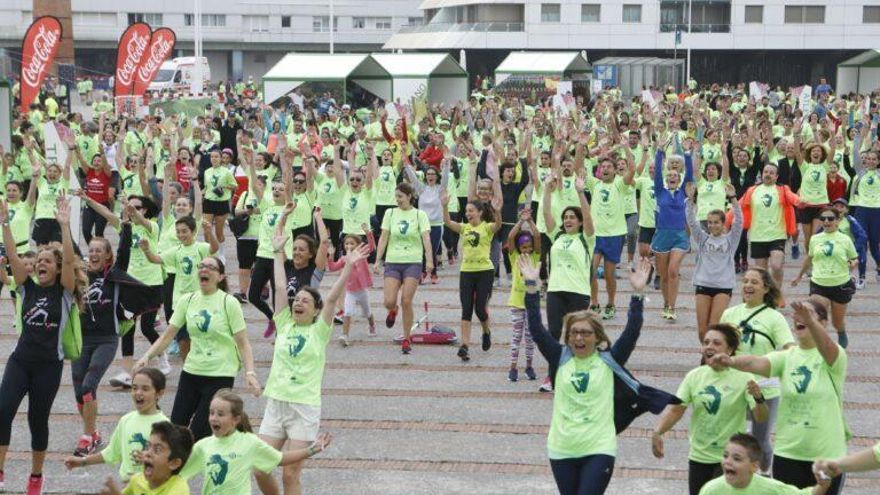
[495,51,591,85]
[836,50,880,94]
[372,53,468,105]
[261,53,392,104]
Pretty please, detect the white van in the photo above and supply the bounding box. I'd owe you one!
[148,57,211,92]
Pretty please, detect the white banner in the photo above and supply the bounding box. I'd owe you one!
[43,122,82,247]
[798,85,812,113]
[642,89,658,110]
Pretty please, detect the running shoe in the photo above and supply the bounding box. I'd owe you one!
[589,304,601,314]
[539,376,553,392]
[430,273,439,284]
[481,331,492,351]
[524,367,537,381]
[26,474,43,495]
[838,332,849,349]
[602,304,616,320]
[109,372,132,388]
[508,368,518,382]
[157,352,173,375]
[661,306,671,320]
[857,278,866,290]
[73,432,103,457]
[263,320,276,338]
[338,335,350,347]
[233,292,248,304]
[791,244,800,260]
[385,307,398,328]
[401,338,412,355]
[368,317,377,336]
[667,308,678,321]
[457,344,470,362]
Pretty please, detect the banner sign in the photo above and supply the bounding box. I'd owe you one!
[114,22,151,96]
[132,28,176,96]
[20,16,62,112]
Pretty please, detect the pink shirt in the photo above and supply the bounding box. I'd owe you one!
[327,232,375,293]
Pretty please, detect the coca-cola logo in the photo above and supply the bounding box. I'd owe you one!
[22,25,60,87]
[137,35,173,82]
[116,31,150,86]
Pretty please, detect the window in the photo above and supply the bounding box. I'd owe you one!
[73,12,116,26]
[254,53,266,63]
[244,15,269,32]
[407,16,422,26]
[184,14,226,26]
[784,5,825,23]
[374,17,392,30]
[622,4,642,23]
[281,15,291,28]
[352,17,391,30]
[353,16,365,29]
[581,4,600,22]
[864,6,880,23]
[744,5,763,23]
[312,16,337,32]
[127,13,162,26]
[541,3,561,22]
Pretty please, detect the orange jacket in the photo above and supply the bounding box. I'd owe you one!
[727,184,800,236]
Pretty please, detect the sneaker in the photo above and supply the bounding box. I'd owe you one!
[857,278,866,290]
[26,474,43,495]
[401,338,412,355]
[109,372,132,388]
[494,277,501,288]
[661,306,671,320]
[421,272,428,284]
[167,339,180,356]
[385,307,398,328]
[524,366,537,380]
[233,292,248,304]
[653,275,661,290]
[457,344,470,362]
[430,273,439,284]
[838,332,849,349]
[791,244,800,260]
[539,376,553,392]
[157,352,173,375]
[667,308,677,321]
[263,320,276,339]
[602,304,615,320]
[508,368,518,382]
[589,305,601,314]
[481,331,492,351]
[73,434,92,457]
[368,318,377,336]
[338,335,350,347]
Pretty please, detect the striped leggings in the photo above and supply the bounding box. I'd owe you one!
[510,308,535,367]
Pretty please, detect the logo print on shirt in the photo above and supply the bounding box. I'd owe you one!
[194,309,212,332]
[23,297,50,327]
[867,175,876,186]
[761,194,773,207]
[206,454,229,486]
[464,230,480,248]
[129,432,148,450]
[600,190,610,203]
[323,182,332,193]
[349,197,358,210]
[381,171,391,182]
[561,238,574,249]
[811,170,821,182]
[792,365,813,394]
[122,174,135,189]
[181,256,194,275]
[698,385,723,415]
[288,334,306,357]
[397,220,410,235]
[267,213,279,227]
[821,241,834,257]
[570,372,590,393]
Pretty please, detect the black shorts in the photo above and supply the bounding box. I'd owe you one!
[236,238,258,269]
[203,199,230,215]
[638,227,656,244]
[695,285,733,297]
[796,205,826,224]
[750,239,786,259]
[32,218,62,245]
[810,279,856,305]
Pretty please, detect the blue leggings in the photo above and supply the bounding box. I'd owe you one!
[550,454,615,495]
[856,206,880,275]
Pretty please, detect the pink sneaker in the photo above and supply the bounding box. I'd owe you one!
[26,474,43,495]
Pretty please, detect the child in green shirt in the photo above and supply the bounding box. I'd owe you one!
[100,421,194,495]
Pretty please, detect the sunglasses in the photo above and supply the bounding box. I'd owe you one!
[292,179,306,184]
[819,216,837,222]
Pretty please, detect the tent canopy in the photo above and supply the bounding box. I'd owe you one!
[371,53,468,104]
[495,51,591,77]
[262,53,392,103]
[838,50,880,68]
[836,50,880,94]
[371,53,465,78]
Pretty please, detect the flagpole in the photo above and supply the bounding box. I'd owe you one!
[686,0,693,84]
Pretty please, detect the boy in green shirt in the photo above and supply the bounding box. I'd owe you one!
[101,421,194,495]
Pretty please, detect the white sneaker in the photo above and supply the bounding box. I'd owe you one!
[157,352,173,375]
[856,278,866,290]
[338,335,350,347]
[109,372,132,388]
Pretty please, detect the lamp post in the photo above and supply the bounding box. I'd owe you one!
[686,0,693,85]
[329,0,335,54]
[192,0,203,94]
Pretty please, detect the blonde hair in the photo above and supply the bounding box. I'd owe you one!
[213,389,253,433]
[562,310,611,351]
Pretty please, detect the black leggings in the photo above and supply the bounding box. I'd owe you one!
[736,228,749,265]
[549,454,615,495]
[171,370,235,441]
[248,257,276,320]
[773,455,845,495]
[498,224,513,278]
[443,211,461,257]
[0,356,63,450]
[324,218,343,259]
[71,336,118,405]
[163,274,176,323]
[688,460,722,495]
[540,233,552,282]
[459,269,494,322]
[121,304,161,357]
[82,202,110,244]
[546,291,592,341]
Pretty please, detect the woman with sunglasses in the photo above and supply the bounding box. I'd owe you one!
[710,299,849,495]
[134,254,260,441]
[791,207,857,348]
[288,154,317,240]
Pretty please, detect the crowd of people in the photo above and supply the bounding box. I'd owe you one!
[0,75,878,495]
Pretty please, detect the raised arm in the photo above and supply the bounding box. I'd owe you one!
[75,190,121,230]
[519,256,562,364]
[56,197,76,292]
[440,189,460,234]
[542,174,557,234]
[609,259,650,364]
[792,301,840,366]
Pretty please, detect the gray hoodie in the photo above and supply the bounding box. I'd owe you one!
[687,199,743,290]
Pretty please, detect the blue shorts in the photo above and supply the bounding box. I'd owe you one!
[651,228,690,253]
[594,235,625,264]
[384,262,422,281]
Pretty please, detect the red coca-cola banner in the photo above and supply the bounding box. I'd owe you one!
[114,22,151,96]
[19,16,62,113]
[132,28,176,96]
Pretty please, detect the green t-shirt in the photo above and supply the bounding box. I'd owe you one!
[180,430,282,495]
[130,221,164,286]
[696,179,728,221]
[537,184,581,235]
[767,345,849,461]
[719,303,793,399]
[798,162,829,205]
[698,474,812,494]
[548,232,595,296]
[531,165,553,202]
[123,473,189,495]
[748,184,786,242]
[77,135,101,166]
[153,147,173,179]
[341,185,374,235]
[204,166,236,201]
[676,366,756,463]
[7,201,33,254]
[101,410,169,480]
[35,177,68,219]
[635,176,657,229]
[702,143,723,166]
[169,291,246,377]
[289,191,316,230]
[548,352,616,459]
[459,221,495,272]
[264,307,332,406]
[124,131,147,156]
[162,242,212,301]
[381,207,429,264]
[808,230,857,287]
[851,169,880,208]
[234,190,261,239]
[587,176,630,237]
[315,172,343,220]
[622,178,638,214]
[118,166,143,197]
[256,200,291,260]
[455,158,471,198]
[508,251,540,309]
[374,165,399,206]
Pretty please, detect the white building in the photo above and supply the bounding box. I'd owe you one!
[385,0,880,87]
[0,0,423,82]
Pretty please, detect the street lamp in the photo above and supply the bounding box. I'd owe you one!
[192,0,203,93]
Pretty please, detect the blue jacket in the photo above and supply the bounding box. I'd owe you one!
[526,292,680,434]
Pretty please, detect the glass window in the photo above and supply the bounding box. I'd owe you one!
[744,5,763,23]
[244,15,269,32]
[785,5,825,23]
[623,4,642,23]
[281,15,291,28]
[128,13,162,26]
[73,12,116,26]
[353,17,365,29]
[313,16,337,32]
[541,3,561,22]
[184,14,193,26]
[374,17,392,30]
[865,6,880,23]
[408,16,422,26]
[581,4,600,23]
